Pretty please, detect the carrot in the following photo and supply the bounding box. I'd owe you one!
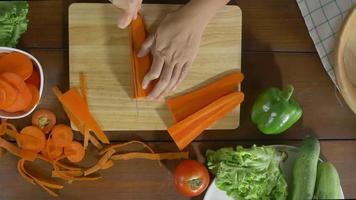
[52,86,109,144]
[84,149,115,176]
[0,147,6,157]
[1,72,32,112]
[166,72,244,122]
[0,52,8,59]
[17,159,35,184]
[130,14,155,98]
[100,140,154,155]
[79,72,87,105]
[111,152,189,161]
[101,160,114,170]
[25,69,40,89]
[43,137,63,160]
[52,170,101,182]
[0,78,18,109]
[17,126,46,153]
[24,84,40,111]
[0,52,33,80]
[0,136,37,161]
[32,109,56,134]
[168,92,245,150]
[64,141,85,163]
[51,124,73,148]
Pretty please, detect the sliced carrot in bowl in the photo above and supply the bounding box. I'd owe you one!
[0,78,18,109]
[1,72,32,112]
[64,141,85,163]
[24,84,40,111]
[0,52,33,80]
[26,69,40,89]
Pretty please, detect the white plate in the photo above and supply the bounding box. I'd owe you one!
[204,145,344,200]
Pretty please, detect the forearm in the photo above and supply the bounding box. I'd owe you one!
[180,0,230,28]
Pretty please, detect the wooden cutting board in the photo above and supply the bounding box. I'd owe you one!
[69,3,242,131]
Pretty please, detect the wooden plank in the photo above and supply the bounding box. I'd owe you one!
[11,50,356,140]
[69,3,242,130]
[20,0,315,52]
[0,140,354,199]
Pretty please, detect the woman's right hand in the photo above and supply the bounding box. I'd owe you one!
[110,0,142,29]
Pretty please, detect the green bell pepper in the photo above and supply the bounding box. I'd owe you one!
[251,85,303,135]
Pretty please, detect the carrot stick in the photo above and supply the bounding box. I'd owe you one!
[84,149,116,176]
[52,86,109,144]
[79,72,87,105]
[0,52,33,80]
[166,72,244,122]
[52,170,101,182]
[101,160,114,170]
[0,136,37,161]
[168,92,245,150]
[111,152,189,161]
[130,14,155,98]
[17,159,35,184]
[83,126,89,149]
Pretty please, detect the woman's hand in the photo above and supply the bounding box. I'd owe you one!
[110,0,142,29]
[138,9,205,100]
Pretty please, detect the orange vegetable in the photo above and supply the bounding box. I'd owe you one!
[166,72,244,122]
[24,84,40,111]
[0,136,37,161]
[0,147,6,157]
[51,124,73,148]
[84,149,115,176]
[64,141,85,163]
[1,72,32,112]
[79,72,89,149]
[52,86,109,144]
[168,92,245,150]
[0,52,33,80]
[101,160,114,170]
[100,140,154,155]
[43,137,63,160]
[17,126,46,153]
[52,170,101,182]
[130,14,155,98]
[25,69,40,89]
[32,109,56,134]
[0,52,8,58]
[0,78,18,109]
[111,152,189,161]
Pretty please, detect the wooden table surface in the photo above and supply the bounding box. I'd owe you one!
[1,0,355,199]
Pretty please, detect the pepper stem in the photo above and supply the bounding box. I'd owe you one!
[282,85,294,101]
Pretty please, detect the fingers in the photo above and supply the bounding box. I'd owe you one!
[117,10,133,29]
[148,61,175,99]
[138,34,155,57]
[142,55,164,89]
[172,61,190,91]
[113,0,141,29]
[158,63,184,98]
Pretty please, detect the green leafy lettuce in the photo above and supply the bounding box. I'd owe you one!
[0,1,29,47]
[206,145,288,200]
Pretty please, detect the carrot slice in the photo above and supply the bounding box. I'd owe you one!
[111,152,189,161]
[166,72,244,122]
[32,109,56,134]
[43,137,63,160]
[0,136,37,161]
[130,14,155,98]
[1,72,32,112]
[0,78,18,109]
[52,86,109,144]
[0,53,8,59]
[24,84,40,111]
[168,92,245,150]
[0,52,33,80]
[25,69,40,89]
[17,126,46,153]
[64,141,85,163]
[51,124,73,148]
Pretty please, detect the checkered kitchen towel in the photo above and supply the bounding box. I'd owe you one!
[297,0,356,87]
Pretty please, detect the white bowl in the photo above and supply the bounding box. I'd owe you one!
[0,47,44,119]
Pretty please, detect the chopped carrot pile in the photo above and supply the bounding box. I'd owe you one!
[130,14,155,98]
[166,72,245,150]
[0,51,41,113]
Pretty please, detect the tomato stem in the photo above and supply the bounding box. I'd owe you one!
[188,178,202,190]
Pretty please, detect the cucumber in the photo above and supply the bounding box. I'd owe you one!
[290,136,320,200]
[314,162,341,199]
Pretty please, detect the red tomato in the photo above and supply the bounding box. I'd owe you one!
[31,109,57,134]
[175,160,210,197]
